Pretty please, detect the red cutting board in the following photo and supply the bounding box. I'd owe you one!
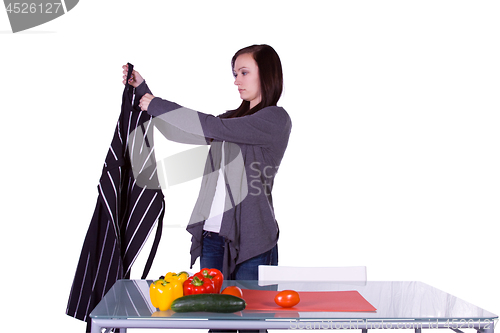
[241,289,376,312]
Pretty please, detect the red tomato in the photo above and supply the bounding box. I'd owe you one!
[274,290,300,308]
[221,286,243,298]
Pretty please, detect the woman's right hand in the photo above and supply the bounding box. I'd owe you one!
[122,64,144,88]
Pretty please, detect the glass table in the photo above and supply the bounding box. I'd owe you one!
[90,280,497,333]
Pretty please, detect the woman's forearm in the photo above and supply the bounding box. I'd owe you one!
[134,80,153,110]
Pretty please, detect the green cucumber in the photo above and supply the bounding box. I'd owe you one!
[171,294,246,313]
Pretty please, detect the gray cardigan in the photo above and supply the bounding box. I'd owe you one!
[136,81,292,277]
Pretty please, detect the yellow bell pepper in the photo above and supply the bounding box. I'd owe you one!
[164,271,189,284]
[164,271,189,300]
[149,273,188,311]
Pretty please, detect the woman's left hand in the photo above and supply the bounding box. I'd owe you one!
[139,93,155,111]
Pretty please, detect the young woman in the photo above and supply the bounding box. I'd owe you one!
[122,44,291,280]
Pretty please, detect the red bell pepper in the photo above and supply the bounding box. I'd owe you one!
[183,275,215,295]
[196,268,224,293]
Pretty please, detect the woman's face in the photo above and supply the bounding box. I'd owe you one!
[233,53,262,109]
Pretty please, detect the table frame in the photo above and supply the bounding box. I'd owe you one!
[91,317,496,333]
[90,280,497,333]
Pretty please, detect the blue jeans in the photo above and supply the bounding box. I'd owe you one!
[202,231,275,332]
[200,231,278,280]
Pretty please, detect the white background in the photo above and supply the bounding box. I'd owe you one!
[1,1,499,332]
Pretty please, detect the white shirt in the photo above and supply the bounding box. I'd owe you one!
[203,142,226,233]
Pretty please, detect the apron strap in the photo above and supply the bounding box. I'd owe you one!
[125,62,164,280]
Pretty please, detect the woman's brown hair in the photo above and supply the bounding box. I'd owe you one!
[224,44,283,118]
